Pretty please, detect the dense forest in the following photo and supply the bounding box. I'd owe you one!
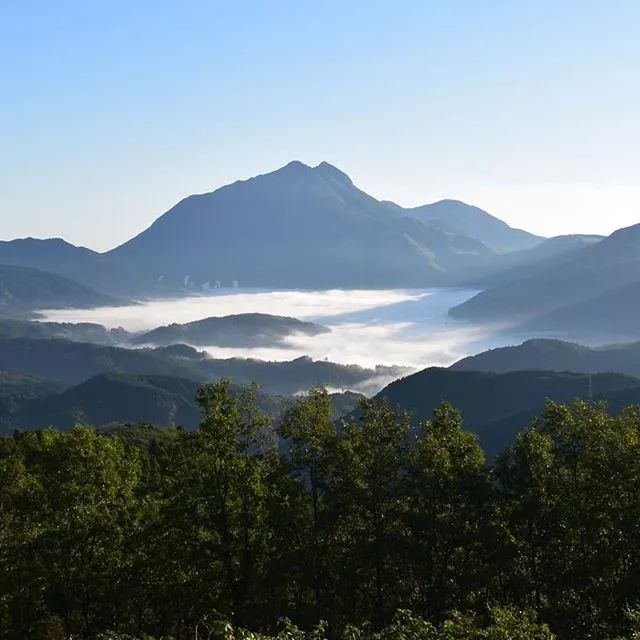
[2,382,640,639]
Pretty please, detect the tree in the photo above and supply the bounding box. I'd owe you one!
[0,427,146,639]
[327,397,412,627]
[406,403,493,620]
[496,401,640,639]
[156,381,278,631]
[279,386,337,619]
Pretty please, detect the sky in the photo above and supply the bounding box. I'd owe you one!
[1,0,639,251]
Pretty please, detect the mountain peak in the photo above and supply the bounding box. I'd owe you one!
[282,160,311,171]
[314,161,353,185]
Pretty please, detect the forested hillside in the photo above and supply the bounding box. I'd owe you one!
[374,366,640,455]
[3,383,640,639]
[451,338,640,377]
[132,313,329,347]
[0,337,403,395]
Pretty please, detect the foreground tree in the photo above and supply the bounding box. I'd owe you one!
[153,381,281,632]
[406,403,494,620]
[279,386,337,623]
[327,397,412,627]
[496,401,640,639]
[0,428,145,638]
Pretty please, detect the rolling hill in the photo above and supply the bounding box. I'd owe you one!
[0,319,129,344]
[451,338,640,378]
[0,372,365,433]
[0,264,124,316]
[0,337,406,396]
[132,313,328,347]
[0,237,127,294]
[375,367,640,456]
[0,371,65,433]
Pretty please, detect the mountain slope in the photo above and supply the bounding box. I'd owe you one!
[2,373,365,433]
[0,370,65,433]
[469,234,604,286]
[451,338,640,378]
[376,367,640,456]
[406,199,543,253]
[1,162,545,294]
[132,313,328,347]
[0,337,406,395]
[9,374,203,432]
[0,319,130,344]
[105,161,497,292]
[0,264,123,315]
[450,222,640,324]
[0,237,130,294]
[519,279,640,339]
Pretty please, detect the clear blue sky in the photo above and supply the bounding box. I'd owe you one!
[1,0,639,251]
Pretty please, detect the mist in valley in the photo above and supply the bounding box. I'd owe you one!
[39,287,516,371]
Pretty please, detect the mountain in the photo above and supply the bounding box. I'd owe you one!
[449,223,640,326]
[132,313,328,347]
[0,319,130,344]
[6,374,203,433]
[0,264,124,316]
[375,367,640,456]
[0,371,65,433]
[0,237,127,293]
[102,161,500,292]
[405,199,543,253]
[0,237,99,275]
[498,234,603,269]
[0,337,407,396]
[0,370,63,397]
[451,338,640,378]
[1,162,547,294]
[519,279,640,339]
[1,372,365,433]
[469,234,604,286]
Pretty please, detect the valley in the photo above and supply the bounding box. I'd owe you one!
[2,160,640,447]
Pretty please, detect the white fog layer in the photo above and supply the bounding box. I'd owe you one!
[39,288,514,368]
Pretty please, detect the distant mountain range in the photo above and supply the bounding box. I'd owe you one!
[0,161,551,297]
[1,159,637,341]
[0,337,405,396]
[0,372,364,434]
[450,223,640,338]
[0,264,124,316]
[451,338,640,379]
[403,199,542,253]
[0,314,328,349]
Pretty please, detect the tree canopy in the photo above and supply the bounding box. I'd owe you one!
[1,383,639,639]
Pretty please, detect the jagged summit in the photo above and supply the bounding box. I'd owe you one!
[0,160,551,296]
[314,161,353,185]
[254,160,354,186]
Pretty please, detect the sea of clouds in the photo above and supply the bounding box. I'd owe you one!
[40,288,509,369]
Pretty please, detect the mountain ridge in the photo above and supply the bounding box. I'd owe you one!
[1,161,548,295]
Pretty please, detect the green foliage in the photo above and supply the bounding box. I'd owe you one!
[1,388,640,639]
[118,608,553,639]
